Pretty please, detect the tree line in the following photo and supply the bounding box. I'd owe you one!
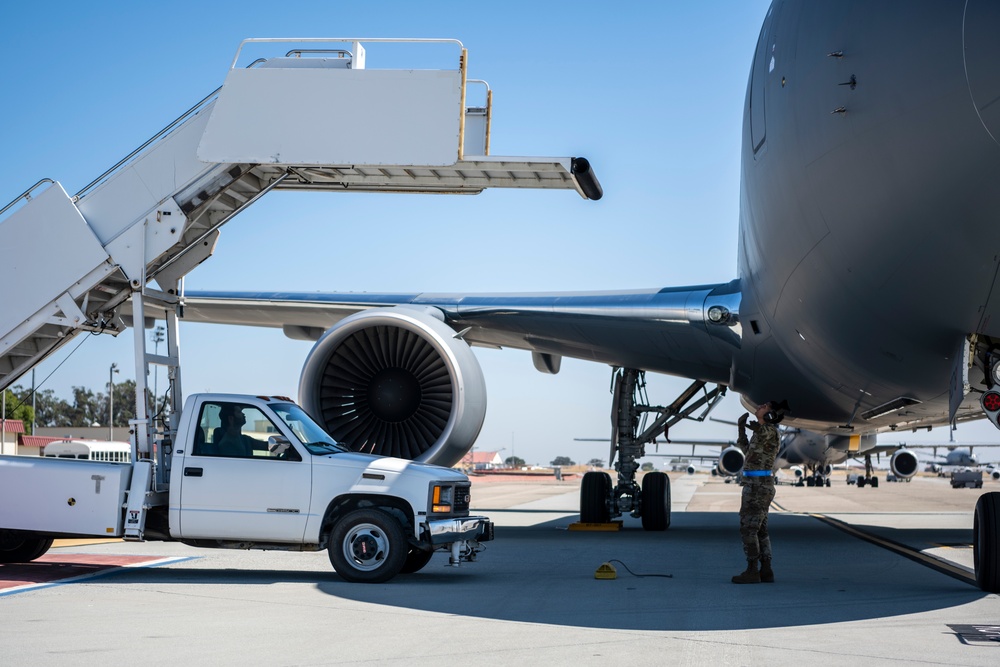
[2,382,139,433]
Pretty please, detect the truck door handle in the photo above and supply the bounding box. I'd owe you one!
[184,467,203,477]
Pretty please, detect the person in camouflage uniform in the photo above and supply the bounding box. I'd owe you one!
[731,401,784,584]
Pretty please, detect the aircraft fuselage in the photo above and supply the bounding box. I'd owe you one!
[733,0,1000,433]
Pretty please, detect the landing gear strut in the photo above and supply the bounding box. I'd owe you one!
[579,368,725,531]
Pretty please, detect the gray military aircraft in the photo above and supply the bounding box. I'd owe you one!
[584,423,920,488]
[177,0,1000,592]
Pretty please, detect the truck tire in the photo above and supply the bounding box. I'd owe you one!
[641,471,671,531]
[400,547,434,574]
[974,492,1000,593]
[0,532,54,563]
[328,509,407,583]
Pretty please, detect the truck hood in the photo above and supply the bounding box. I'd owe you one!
[317,450,469,482]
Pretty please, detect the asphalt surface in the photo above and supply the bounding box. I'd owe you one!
[1,473,998,665]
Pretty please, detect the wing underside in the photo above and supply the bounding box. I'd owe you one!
[177,280,743,384]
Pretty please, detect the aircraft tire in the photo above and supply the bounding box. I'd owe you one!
[871,476,879,488]
[974,492,1000,593]
[328,509,407,583]
[0,533,53,564]
[857,478,866,488]
[641,471,671,531]
[580,471,612,523]
[400,547,434,574]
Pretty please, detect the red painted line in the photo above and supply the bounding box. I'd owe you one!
[0,554,183,594]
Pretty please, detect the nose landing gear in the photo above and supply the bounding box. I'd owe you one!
[579,368,725,531]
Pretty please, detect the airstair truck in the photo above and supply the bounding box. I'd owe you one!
[0,39,599,582]
[0,392,491,583]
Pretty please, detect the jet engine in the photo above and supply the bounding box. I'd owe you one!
[717,446,745,476]
[988,467,1000,481]
[686,465,697,475]
[890,449,919,479]
[790,466,804,480]
[298,306,487,467]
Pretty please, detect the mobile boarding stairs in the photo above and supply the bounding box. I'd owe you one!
[0,39,601,487]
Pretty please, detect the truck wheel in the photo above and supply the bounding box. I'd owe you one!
[641,471,671,531]
[0,532,53,563]
[328,509,407,583]
[580,471,611,523]
[400,547,434,574]
[974,492,1000,593]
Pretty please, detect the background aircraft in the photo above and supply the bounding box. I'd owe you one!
[581,420,922,488]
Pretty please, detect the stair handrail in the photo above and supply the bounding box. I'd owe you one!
[229,38,464,69]
[74,86,223,200]
[0,178,55,219]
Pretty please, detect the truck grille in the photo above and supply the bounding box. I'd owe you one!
[454,483,471,515]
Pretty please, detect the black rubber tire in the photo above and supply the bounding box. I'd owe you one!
[974,492,1000,593]
[400,547,434,574]
[641,471,671,531]
[580,471,611,523]
[0,533,53,564]
[870,476,879,488]
[328,509,407,583]
[857,477,866,488]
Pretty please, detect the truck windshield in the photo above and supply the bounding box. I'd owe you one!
[269,402,349,455]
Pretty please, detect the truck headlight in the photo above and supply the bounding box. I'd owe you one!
[431,485,453,513]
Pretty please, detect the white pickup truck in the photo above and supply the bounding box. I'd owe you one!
[0,393,493,583]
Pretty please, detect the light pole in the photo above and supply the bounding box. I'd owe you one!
[109,362,119,441]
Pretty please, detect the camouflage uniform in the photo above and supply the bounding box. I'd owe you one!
[737,421,780,561]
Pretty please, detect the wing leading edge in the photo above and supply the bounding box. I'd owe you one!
[180,279,743,385]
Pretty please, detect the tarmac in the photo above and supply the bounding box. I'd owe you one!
[1,472,998,665]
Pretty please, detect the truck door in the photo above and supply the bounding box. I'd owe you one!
[177,402,311,542]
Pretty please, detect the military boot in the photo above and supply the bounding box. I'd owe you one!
[731,560,760,584]
[759,558,774,583]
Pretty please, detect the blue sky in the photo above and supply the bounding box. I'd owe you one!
[3,1,995,466]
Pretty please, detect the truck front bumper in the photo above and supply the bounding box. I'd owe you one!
[426,515,494,545]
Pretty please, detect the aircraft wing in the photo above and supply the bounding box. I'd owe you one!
[179,280,743,384]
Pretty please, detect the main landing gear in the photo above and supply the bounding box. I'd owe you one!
[801,473,832,487]
[856,454,879,488]
[797,464,832,487]
[579,368,726,531]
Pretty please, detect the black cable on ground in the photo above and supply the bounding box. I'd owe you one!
[606,559,673,578]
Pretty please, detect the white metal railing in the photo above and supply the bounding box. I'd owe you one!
[0,178,54,219]
[228,37,465,69]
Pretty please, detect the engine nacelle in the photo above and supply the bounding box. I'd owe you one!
[890,449,919,479]
[686,465,696,475]
[988,467,1000,481]
[790,466,804,479]
[717,446,745,476]
[299,306,487,467]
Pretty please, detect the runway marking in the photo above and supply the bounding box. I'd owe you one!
[0,554,193,597]
[807,514,977,587]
